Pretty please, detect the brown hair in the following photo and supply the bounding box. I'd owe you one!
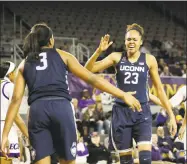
[126,23,144,39]
[23,23,53,60]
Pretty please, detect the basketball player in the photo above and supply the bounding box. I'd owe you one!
[0,61,28,163]
[84,23,177,164]
[1,23,141,164]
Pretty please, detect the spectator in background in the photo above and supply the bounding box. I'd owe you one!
[172,62,183,76]
[76,131,89,164]
[87,132,110,164]
[157,127,175,162]
[95,102,110,134]
[160,66,172,77]
[175,115,183,133]
[155,108,168,127]
[140,40,152,54]
[158,58,166,73]
[182,63,187,77]
[78,89,95,110]
[151,134,162,161]
[72,98,82,120]
[82,102,97,134]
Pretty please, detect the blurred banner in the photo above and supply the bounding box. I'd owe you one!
[68,74,186,99]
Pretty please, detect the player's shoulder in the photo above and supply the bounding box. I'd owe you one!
[56,48,75,65]
[109,51,123,63]
[145,53,157,67]
[56,48,73,57]
[145,53,156,60]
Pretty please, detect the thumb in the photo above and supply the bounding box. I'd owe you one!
[127,91,136,95]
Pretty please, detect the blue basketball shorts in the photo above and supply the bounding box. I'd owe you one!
[28,97,77,162]
[109,103,152,153]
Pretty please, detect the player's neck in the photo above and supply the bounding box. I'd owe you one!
[127,51,141,60]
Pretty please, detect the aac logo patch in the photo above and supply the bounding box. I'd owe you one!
[70,142,77,157]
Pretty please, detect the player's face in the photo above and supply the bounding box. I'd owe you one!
[125,30,142,55]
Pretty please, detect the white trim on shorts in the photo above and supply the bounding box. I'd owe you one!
[70,102,78,137]
[137,141,152,146]
[110,120,133,153]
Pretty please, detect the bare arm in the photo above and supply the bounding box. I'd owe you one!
[85,34,120,73]
[85,50,119,73]
[148,54,177,136]
[2,65,26,140]
[14,114,28,138]
[58,50,141,111]
[149,92,163,107]
[148,55,174,118]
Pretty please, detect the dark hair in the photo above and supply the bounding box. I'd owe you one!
[126,23,144,40]
[23,23,53,60]
[0,62,10,78]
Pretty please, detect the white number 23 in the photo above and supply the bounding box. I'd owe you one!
[124,72,139,84]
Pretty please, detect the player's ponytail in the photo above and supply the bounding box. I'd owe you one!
[23,23,53,61]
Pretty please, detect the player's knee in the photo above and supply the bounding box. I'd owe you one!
[139,151,151,164]
[120,155,134,164]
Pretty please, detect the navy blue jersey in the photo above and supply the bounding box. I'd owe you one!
[23,48,71,105]
[115,52,149,104]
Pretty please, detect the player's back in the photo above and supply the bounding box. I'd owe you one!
[23,48,71,105]
[115,52,149,105]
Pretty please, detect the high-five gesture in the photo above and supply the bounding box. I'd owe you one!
[98,34,113,52]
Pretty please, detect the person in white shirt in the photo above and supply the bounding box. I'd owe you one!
[0,61,28,162]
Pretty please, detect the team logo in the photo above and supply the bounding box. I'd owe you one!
[121,57,127,63]
[28,146,36,162]
[139,62,144,65]
[70,142,77,157]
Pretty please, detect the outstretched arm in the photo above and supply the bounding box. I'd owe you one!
[148,55,177,136]
[58,50,141,111]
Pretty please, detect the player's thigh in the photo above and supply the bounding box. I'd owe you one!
[133,104,152,148]
[50,99,77,161]
[109,104,133,152]
[28,100,55,162]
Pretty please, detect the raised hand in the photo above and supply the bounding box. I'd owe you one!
[98,34,113,52]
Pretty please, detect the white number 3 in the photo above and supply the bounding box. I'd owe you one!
[36,52,48,70]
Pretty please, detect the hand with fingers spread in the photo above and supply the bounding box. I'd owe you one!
[1,136,9,159]
[98,34,113,52]
[178,125,185,140]
[123,92,142,112]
